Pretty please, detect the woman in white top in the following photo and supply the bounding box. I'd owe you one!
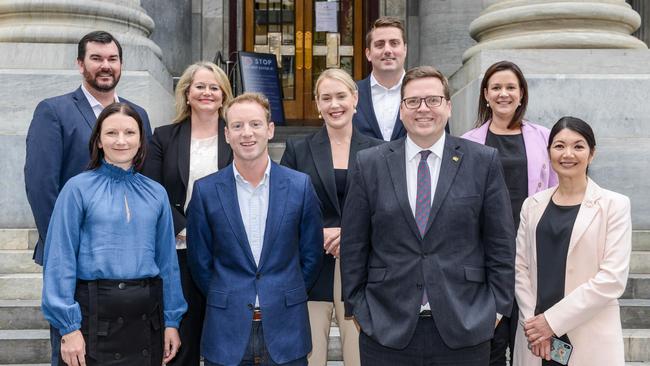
[142,61,233,366]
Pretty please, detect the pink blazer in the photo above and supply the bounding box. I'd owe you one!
[461,120,558,196]
[514,178,632,366]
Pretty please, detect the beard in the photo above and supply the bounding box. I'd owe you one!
[83,69,121,92]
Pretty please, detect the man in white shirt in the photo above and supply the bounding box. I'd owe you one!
[24,30,152,366]
[341,66,514,365]
[353,17,449,141]
[187,93,323,366]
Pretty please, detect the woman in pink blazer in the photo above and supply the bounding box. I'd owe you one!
[515,116,632,366]
[462,61,558,366]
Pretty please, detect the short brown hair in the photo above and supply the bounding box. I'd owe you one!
[366,16,406,48]
[223,92,271,125]
[401,66,450,100]
[88,102,147,171]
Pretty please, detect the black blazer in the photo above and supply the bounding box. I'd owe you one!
[353,75,450,140]
[280,126,384,301]
[142,117,232,235]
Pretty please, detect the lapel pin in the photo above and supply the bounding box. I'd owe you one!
[452,156,460,162]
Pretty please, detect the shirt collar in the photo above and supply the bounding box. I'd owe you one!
[405,133,446,162]
[369,71,405,91]
[233,156,272,187]
[80,83,119,109]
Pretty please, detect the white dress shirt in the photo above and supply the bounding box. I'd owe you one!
[405,134,445,310]
[80,84,119,118]
[370,72,405,141]
[233,157,271,306]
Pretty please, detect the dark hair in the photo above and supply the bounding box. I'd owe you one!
[78,31,123,61]
[88,103,146,170]
[401,66,449,100]
[475,61,528,129]
[548,116,596,174]
[366,16,406,47]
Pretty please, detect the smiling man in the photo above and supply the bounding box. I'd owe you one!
[24,30,152,366]
[187,93,323,366]
[341,66,515,366]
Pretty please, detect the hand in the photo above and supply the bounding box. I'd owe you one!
[162,327,181,364]
[60,330,86,366]
[530,338,551,360]
[323,227,341,258]
[524,313,554,346]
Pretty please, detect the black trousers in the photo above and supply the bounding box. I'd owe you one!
[166,249,205,366]
[60,277,164,366]
[359,316,490,366]
[489,301,518,366]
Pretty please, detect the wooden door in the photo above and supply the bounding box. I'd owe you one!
[245,0,363,124]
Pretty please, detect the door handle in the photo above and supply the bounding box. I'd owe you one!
[305,31,312,70]
[296,31,303,70]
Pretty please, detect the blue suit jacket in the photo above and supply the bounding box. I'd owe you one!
[341,135,515,350]
[24,87,152,264]
[353,76,450,140]
[187,161,324,366]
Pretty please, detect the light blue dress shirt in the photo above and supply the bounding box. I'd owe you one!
[41,161,187,335]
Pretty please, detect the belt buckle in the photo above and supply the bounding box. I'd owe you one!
[252,309,262,321]
[419,310,432,317]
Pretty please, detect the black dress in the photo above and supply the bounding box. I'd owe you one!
[536,200,581,366]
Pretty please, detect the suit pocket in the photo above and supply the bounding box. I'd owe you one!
[285,287,308,307]
[464,266,486,283]
[206,290,228,309]
[367,267,387,283]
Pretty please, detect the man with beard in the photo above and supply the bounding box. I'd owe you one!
[24,30,152,366]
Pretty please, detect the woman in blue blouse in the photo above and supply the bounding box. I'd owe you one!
[41,102,187,366]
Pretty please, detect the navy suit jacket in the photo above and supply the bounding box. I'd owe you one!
[24,87,152,264]
[186,161,324,365]
[353,76,450,141]
[340,135,515,350]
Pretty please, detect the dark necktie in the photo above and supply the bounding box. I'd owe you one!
[415,150,432,306]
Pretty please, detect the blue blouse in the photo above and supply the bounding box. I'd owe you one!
[41,161,187,336]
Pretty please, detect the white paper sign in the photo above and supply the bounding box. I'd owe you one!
[315,2,338,33]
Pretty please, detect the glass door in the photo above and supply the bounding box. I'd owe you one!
[245,0,363,123]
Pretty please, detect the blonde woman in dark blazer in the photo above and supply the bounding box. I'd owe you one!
[142,61,233,366]
[515,116,631,366]
[281,68,384,366]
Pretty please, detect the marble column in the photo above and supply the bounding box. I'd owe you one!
[449,1,650,229]
[0,0,174,228]
[463,0,646,62]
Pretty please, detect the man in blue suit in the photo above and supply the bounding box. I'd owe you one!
[341,66,514,365]
[354,17,448,141]
[187,92,323,366]
[24,30,152,365]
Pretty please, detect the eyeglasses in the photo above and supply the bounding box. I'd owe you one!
[401,95,446,109]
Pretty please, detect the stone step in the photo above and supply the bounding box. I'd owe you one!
[0,330,50,364]
[623,274,650,300]
[0,251,41,274]
[0,274,42,301]
[0,230,37,251]
[0,300,47,330]
[631,251,650,274]
[621,299,650,329]
[624,328,650,362]
[633,231,650,251]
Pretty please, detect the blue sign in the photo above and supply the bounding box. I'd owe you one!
[238,52,285,125]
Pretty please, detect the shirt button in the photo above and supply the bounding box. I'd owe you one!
[117,317,124,324]
[247,303,254,310]
[256,273,261,280]
[537,182,542,188]
[114,353,122,360]
[542,164,546,169]
[118,282,126,290]
[142,349,149,357]
[141,314,147,320]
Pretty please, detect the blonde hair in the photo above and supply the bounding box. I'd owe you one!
[173,61,233,123]
[222,92,271,125]
[314,68,357,99]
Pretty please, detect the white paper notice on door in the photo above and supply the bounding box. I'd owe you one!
[315,2,338,33]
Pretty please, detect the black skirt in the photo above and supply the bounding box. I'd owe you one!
[61,277,164,366]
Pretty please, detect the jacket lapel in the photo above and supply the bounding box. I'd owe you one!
[358,78,383,139]
[177,119,191,190]
[72,87,97,130]
[567,178,601,255]
[425,136,463,235]
[215,167,256,267]
[310,128,339,215]
[218,117,233,168]
[386,140,422,239]
[258,162,288,270]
